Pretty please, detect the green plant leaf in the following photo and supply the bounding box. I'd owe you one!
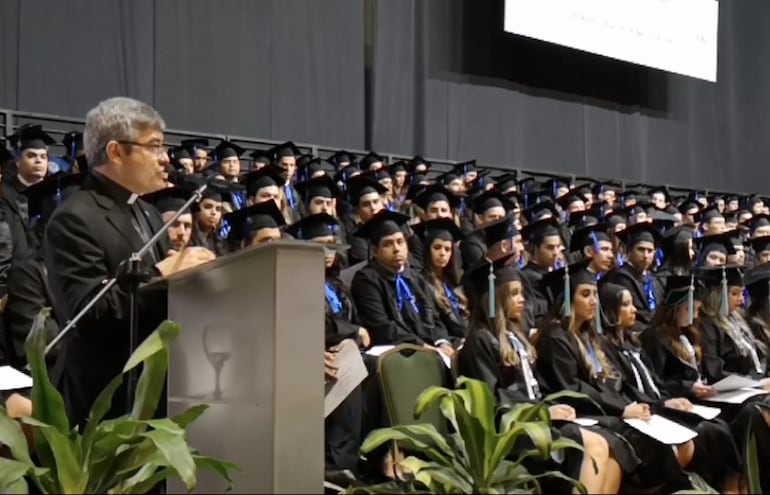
[140,429,197,491]
[25,310,70,436]
[453,378,497,435]
[488,422,552,478]
[122,320,180,374]
[21,416,86,494]
[360,425,455,467]
[746,431,761,495]
[171,404,209,428]
[413,385,452,419]
[342,480,431,494]
[447,396,488,484]
[127,321,180,420]
[0,407,34,466]
[513,470,586,494]
[0,458,30,494]
[499,403,548,431]
[193,455,239,488]
[399,456,473,493]
[82,374,124,459]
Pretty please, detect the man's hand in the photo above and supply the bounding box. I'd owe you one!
[358,327,371,348]
[691,382,717,399]
[155,246,216,277]
[325,351,338,381]
[623,402,652,421]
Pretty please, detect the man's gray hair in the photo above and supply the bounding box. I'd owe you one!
[83,97,166,167]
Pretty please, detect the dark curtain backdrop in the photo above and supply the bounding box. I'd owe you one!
[0,0,365,149]
[1,0,769,192]
[370,0,770,193]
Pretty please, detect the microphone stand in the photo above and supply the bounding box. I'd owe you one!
[42,182,209,410]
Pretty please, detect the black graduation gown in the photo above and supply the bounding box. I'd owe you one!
[428,282,467,341]
[604,264,663,327]
[0,175,30,230]
[604,335,741,488]
[43,173,170,427]
[0,205,30,297]
[456,326,585,490]
[350,261,450,346]
[699,317,767,383]
[2,254,60,368]
[459,231,485,271]
[324,274,362,349]
[748,316,770,372]
[406,233,424,272]
[323,273,364,473]
[521,262,551,323]
[534,324,686,487]
[191,223,228,256]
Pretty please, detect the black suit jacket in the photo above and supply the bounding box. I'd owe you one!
[43,173,170,426]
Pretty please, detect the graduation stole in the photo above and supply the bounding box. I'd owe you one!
[508,332,541,400]
[395,274,420,314]
[643,275,657,310]
[443,282,461,315]
[324,282,344,315]
[284,184,297,209]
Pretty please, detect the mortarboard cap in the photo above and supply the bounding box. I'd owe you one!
[62,131,83,157]
[749,236,770,256]
[464,255,522,315]
[615,222,663,248]
[696,265,744,289]
[481,213,519,246]
[745,265,770,302]
[285,213,343,241]
[327,150,356,169]
[388,160,409,176]
[354,209,410,245]
[408,155,431,174]
[450,160,478,178]
[181,138,209,153]
[298,157,336,181]
[695,232,737,259]
[555,188,587,210]
[413,184,460,210]
[249,149,273,167]
[411,218,465,244]
[295,175,341,202]
[141,186,192,214]
[471,190,514,216]
[360,151,385,170]
[346,175,387,206]
[169,145,192,165]
[696,204,724,224]
[270,141,301,161]
[493,173,518,195]
[568,211,599,229]
[521,217,562,245]
[539,261,596,317]
[746,213,770,233]
[223,200,286,244]
[569,222,610,253]
[213,140,245,161]
[24,172,87,222]
[244,165,285,197]
[8,124,56,151]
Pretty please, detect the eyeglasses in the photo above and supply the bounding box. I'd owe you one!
[116,140,169,157]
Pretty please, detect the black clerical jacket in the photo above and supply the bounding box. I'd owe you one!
[44,174,170,426]
[351,260,449,346]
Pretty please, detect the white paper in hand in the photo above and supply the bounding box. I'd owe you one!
[573,417,599,427]
[325,340,368,418]
[687,404,721,420]
[705,387,767,405]
[712,374,762,392]
[623,414,698,445]
[0,365,33,391]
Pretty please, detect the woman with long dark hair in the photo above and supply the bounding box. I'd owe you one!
[599,282,742,492]
[412,218,469,340]
[533,263,692,491]
[457,259,622,494]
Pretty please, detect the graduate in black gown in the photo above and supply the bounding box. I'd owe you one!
[457,258,623,494]
[654,225,695,292]
[459,191,513,270]
[343,175,387,266]
[598,282,742,492]
[411,218,468,341]
[189,187,229,256]
[407,184,461,272]
[295,175,348,267]
[221,200,286,251]
[286,213,368,479]
[350,210,454,357]
[744,264,770,371]
[533,263,692,491]
[604,222,664,329]
[520,217,563,325]
[2,173,85,367]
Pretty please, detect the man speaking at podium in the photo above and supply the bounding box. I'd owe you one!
[44,97,215,427]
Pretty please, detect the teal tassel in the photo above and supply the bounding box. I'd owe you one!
[595,303,603,335]
[562,269,571,318]
[488,264,496,320]
[687,273,695,326]
[720,267,729,317]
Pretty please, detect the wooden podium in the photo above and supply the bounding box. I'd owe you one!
[160,241,325,494]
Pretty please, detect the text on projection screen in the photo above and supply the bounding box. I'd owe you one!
[504,0,719,82]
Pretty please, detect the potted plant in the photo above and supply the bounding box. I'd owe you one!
[346,377,588,494]
[0,312,238,494]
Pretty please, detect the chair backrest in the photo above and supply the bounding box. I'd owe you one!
[378,344,448,435]
[449,351,461,386]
